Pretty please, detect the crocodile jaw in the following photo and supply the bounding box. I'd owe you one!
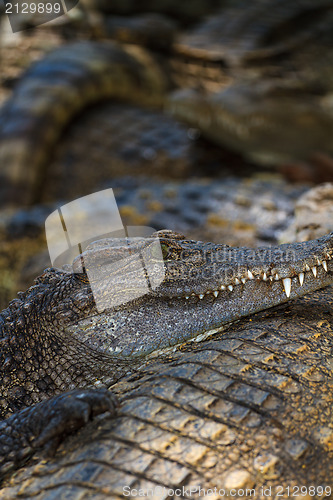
[67,264,333,359]
[65,232,333,360]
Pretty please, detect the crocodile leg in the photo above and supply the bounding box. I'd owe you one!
[0,389,118,478]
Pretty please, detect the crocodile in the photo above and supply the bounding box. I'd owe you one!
[1,3,333,495]
[2,0,333,206]
[1,230,333,496]
[168,0,333,168]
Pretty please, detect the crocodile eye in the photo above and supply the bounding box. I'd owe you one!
[160,243,170,260]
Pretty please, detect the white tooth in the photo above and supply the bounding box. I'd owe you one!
[185,295,190,299]
[228,285,233,291]
[269,276,274,281]
[199,294,204,299]
[275,273,279,280]
[234,278,240,285]
[322,261,328,272]
[282,278,291,298]
[241,278,246,284]
[263,273,267,281]
[247,270,254,279]
[305,264,310,271]
[325,253,331,260]
[220,284,226,290]
[213,291,219,298]
[311,266,317,277]
[298,273,304,286]
[317,259,321,266]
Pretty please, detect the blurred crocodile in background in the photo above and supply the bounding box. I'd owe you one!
[168,0,333,168]
[1,230,333,498]
[2,0,333,207]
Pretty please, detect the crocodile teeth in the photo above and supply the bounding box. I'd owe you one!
[322,261,328,272]
[311,266,317,277]
[241,278,247,284]
[262,273,268,281]
[234,278,240,285]
[220,284,226,290]
[282,278,291,298]
[317,259,322,266]
[199,294,204,299]
[185,296,190,300]
[213,291,219,298]
[298,272,304,286]
[305,264,310,271]
[247,270,254,279]
[228,285,233,291]
[275,273,279,280]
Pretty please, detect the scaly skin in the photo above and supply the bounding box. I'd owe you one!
[3,287,333,497]
[1,230,333,482]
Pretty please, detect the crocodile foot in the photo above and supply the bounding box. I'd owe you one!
[0,388,119,478]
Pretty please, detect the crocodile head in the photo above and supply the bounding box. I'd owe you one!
[169,1,333,166]
[53,230,333,362]
[168,84,333,166]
